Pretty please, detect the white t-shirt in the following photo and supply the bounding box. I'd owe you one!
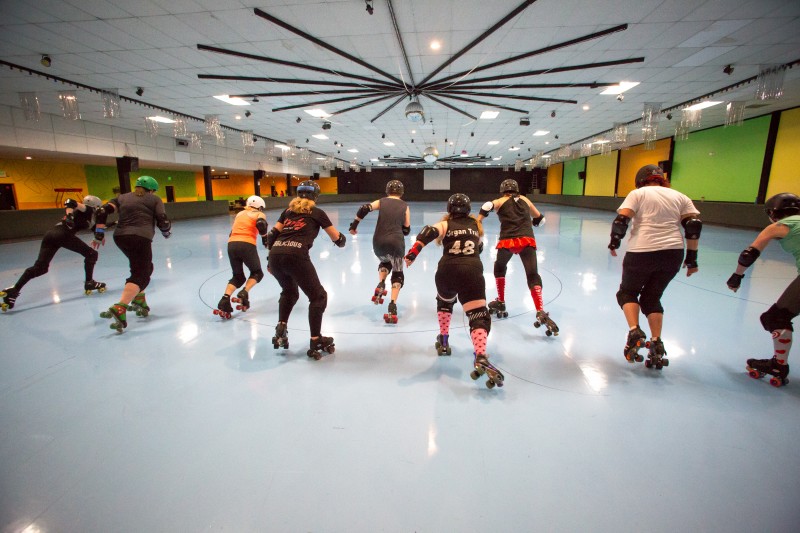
[618,186,699,252]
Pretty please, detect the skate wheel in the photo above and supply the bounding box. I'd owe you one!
[662,358,669,367]
[644,359,652,368]
[85,290,92,295]
[98,287,106,293]
[325,346,335,354]
[1,304,8,312]
[635,354,643,363]
[486,380,496,389]
[534,321,541,328]
[545,330,552,337]
[470,370,480,380]
[655,362,663,370]
[307,350,322,360]
[769,377,784,387]
[747,368,762,379]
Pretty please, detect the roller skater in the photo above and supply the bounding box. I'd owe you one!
[727,192,800,387]
[471,353,505,389]
[93,176,171,333]
[307,336,335,360]
[609,165,701,367]
[214,294,233,320]
[384,301,398,324]
[350,180,411,318]
[1,195,105,311]
[406,194,502,388]
[435,334,451,356]
[215,195,269,320]
[100,302,128,333]
[272,322,289,349]
[644,337,669,369]
[267,180,346,357]
[476,179,553,332]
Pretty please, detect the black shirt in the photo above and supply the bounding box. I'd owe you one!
[439,216,482,267]
[271,206,333,256]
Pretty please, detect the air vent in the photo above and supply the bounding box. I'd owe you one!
[175,138,189,147]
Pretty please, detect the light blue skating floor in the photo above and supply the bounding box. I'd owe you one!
[1,201,798,533]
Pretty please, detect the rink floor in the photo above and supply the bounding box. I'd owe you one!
[1,200,798,532]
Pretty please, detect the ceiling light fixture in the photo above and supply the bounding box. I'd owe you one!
[479,110,499,120]
[430,40,441,51]
[136,87,144,97]
[213,95,250,106]
[383,141,395,146]
[600,81,640,95]
[312,133,329,140]
[488,141,499,145]
[147,116,176,123]
[40,55,52,67]
[365,0,374,15]
[533,130,549,136]
[245,110,252,117]
[405,98,425,122]
[685,100,722,111]
[304,108,331,118]
[423,146,439,163]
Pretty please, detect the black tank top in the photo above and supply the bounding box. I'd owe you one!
[439,216,482,266]
[497,196,534,240]
[374,197,407,246]
[57,207,95,233]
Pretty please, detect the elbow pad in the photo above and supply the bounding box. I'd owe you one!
[64,198,78,209]
[682,217,702,240]
[415,225,439,245]
[402,225,410,236]
[479,201,494,218]
[737,246,760,268]
[356,203,373,220]
[156,214,171,233]
[609,214,630,250]
[256,217,269,236]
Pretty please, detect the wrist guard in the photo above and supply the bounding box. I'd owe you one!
[683,249,698,269]
[94,227,105,242]
[405,241,424,263]
[63,213,76,230]
[532,214,545,227]
[349,219,359,232]
[266,228,279,250]
[334,232,346,248]
[727,272,744,289]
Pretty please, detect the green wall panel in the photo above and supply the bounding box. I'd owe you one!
[562,158,586,196]
[671,115,770,202]
[85,165,197,201]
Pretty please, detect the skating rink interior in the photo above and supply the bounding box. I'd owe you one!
[1,200,798,533]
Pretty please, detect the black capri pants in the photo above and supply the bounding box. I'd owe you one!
[227,241,263,287]
[268,253,328,337]
[435,261,486,305]
[114,234,154,290]
[618,249,683,315]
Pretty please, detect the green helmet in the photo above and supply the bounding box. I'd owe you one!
[135,175,159,191]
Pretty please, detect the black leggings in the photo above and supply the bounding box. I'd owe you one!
[268,253,328,337]
[617,249,683,315]
[494,246,542,288]
[15,226,98,289]
[114,234,154,290]
[227,241,263,287]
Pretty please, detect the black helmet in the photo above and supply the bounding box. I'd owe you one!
[297,180,320,201]
[447,193,471,216]
[386,180,404,196]
[500,179,519,194]
[765,192,800,221]
[635,164,668,188]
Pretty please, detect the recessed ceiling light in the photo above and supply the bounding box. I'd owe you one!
[348,148,359,153]
[304,108,331,118]
[593,139,610,144]
[234,115,241,120]
[430,40,441,50]
[582,105,590,111]
[544,141,550,145]
[274,144,290,150]
[488,141,499,145]
[542,154,552,158]
[533,130,549,136]
[411,130,416,134]
[685,100,722,111]
[25,156,32,160]
[312,133,329,140]
[383,141,395,146]
[315,157,326,160]
[508,146,520,151]
[480,110,499,120]
[148,115,176,123]
[492,156,502,160]
[600,81,639,95]
[370,158,379,162]
[213,95,250,106]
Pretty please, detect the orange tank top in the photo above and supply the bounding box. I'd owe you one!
[228,209,265,245]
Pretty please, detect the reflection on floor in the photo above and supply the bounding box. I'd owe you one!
[1,201,798,532]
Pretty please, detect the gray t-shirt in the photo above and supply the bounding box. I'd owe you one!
[110,191,166,240]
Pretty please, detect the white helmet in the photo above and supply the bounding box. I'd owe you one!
[246,195,266,210]
[83,195,102,208]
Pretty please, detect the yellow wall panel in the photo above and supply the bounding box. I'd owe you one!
[584,152,619,196]
[0,158,87,209]
[767,107,800,198]
[617,138,672,196]
[546,163,563,194]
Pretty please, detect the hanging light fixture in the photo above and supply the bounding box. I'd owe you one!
[405,97,425,123]
[422,145,439,163]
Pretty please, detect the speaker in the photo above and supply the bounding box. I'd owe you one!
[312,172,320,180]
[578,171,586,180]
[658,160,672,173]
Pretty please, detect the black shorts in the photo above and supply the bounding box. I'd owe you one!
[435,261,486,305]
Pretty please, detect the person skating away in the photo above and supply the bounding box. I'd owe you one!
[93,176,171,333]
[727,192,800,387]
[265,180,346,359]
[608,164,701,368]
[405,193,503,389]
[349,179,411,323]
[1,195,106,312]
[476,179,556,335]
[214,195,270,319]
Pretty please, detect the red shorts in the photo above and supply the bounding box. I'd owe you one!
[496,236,537,254]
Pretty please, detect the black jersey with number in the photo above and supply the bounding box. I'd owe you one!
[270,206,333,256]
[439,216,482,267]
[497,195,534,240]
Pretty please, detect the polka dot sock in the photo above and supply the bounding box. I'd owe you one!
[470,328,488,356]
[438,311,451,336]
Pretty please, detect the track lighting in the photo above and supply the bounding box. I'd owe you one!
[550,110,556,118]
[252,96,259,103]
[322,121,331,130]
[136,87,144,97]
[616,94,624,102]
[40,55,51,67]
[666,113,673,120]
[381,133,385,138]
[470,132,474,137]
[245,110,251,117]
[296,117,301,123]
[723,64,734,76]
[365,0,374,15]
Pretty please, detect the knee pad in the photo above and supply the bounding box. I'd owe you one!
[391,271,404,289]
[228,273,246,288]
[378,261,391,274]
[493,262,507,278]
[760,304,795,332]
[281,288,300,308]
[249,269,264,283]
[309,288,328,312]
[84,249,98,265]
[616,289,639,308]
[466,307,492,335]
[436,295,455,314]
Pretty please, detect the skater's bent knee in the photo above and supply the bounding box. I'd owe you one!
[760,304,795,332]
[466,307,491,334]
[309,289,328,310]
[250,269,264,283]
[436,295,455,313]
[616,289,638,308]
[229,273,246,288]
[391,271,404,289]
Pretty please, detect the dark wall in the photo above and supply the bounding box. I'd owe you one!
[336,167,539,196]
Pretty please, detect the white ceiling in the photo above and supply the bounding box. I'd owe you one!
[0,0,799,168]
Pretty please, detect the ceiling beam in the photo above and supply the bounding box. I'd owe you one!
[197,74,392,90]
[386,0,415,89]
[232,89,381,98]
[439,82,615,90]
[437,90,577,104]
[330,93,404,117]
[423,93,478,121]
[370,94,409,123]
[271,92,402,113]
[427,92,529,114]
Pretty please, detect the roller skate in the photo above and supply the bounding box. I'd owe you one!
[129,292,149,317]
[371,281,387,305]
[623,326,648,363]
[435,334,451,356]
[84,280,106,295]
[644,338,669,369]
[746,357,789,387]
[1,286,19,312]
[272,322,289,349]
[488,298,508,319]
[213,294,233,319]
[307,336,335,360]
[231,288,250,312]
[100,302,128,332]
[383,301,398,324]
[534,310,559,336]
[470,353,504,389]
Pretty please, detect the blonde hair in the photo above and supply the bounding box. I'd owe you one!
[289,197,315,214]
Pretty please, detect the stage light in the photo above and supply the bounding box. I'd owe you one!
[365,0,374,15]
[136,87,144,97]
[245,110,251,117]
[40,55,51,67]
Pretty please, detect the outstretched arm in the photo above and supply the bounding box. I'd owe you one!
[405,222,445,267]
[727,222,789,292]
[325,225,346,247]
[349,199,381,234]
